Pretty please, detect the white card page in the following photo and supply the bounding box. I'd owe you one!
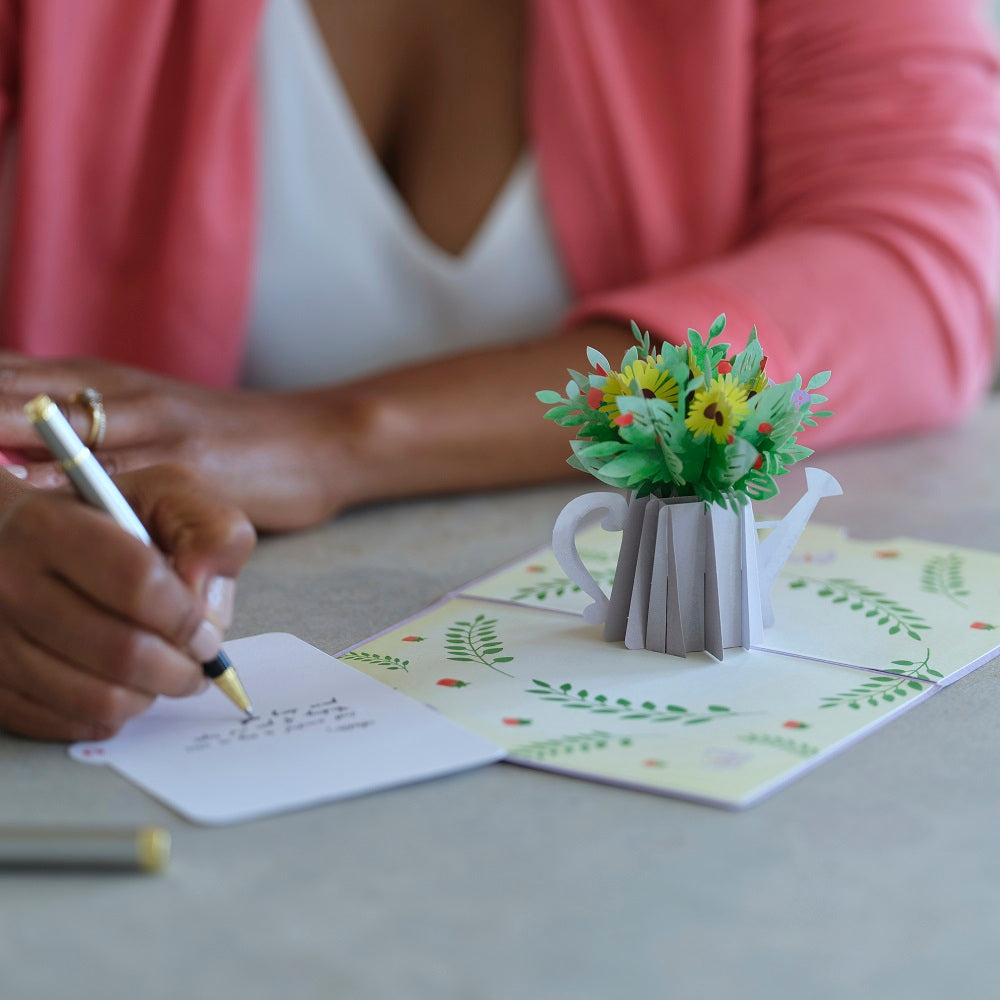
[70,632,504,825]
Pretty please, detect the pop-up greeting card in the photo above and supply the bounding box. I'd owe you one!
[340,522,1000,810]
[538,316,838,658]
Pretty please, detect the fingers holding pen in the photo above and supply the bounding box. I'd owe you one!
[20,499,218,681]
[0,686,131,743]
[0,386,256,740]
[10,542,210,699]
[0,644,155,741]
[0,490,220,739]
[122,464,257,596]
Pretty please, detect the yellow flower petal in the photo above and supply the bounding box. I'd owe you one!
[599,357,679,423]
[685,375,749,443]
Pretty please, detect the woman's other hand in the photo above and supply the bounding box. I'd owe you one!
[0,354,350,530]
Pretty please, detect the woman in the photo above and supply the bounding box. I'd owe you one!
[0,0,997,739]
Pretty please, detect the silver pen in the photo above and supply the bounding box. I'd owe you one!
[0,826,171,872]
[23,394,253,718]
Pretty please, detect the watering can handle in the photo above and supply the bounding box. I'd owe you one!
[551,492,630,624]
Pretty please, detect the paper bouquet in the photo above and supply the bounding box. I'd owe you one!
[537,315,832,511]
[538,316,839,659]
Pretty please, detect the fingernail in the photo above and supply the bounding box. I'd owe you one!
[189,619,223,663]
[4,465,27,479]
[204,576,236,630]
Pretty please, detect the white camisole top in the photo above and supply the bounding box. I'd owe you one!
[242,0,571,389]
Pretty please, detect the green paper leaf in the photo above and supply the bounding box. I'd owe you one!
[708,314,727,340]
[572,440,626,460]
[536,389,564,404]
[594,452,653,479]
[586,346,611,373]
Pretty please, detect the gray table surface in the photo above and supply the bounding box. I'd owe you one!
[4,400,1000,1000]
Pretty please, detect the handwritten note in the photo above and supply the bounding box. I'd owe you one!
[183,697,375,754]
[70,633,504,825]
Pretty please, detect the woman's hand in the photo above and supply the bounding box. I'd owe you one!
[0,354,357,531]
[0,464,256,741]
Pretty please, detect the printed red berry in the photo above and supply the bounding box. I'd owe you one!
[971,622,996,630]
[401,635,425,642]
[502,717,531,726]
[436,678,468,688]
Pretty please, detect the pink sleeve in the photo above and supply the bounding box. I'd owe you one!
[568,0,1000,450]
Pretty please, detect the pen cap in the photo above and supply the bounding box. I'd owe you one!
[23,394,152,544]
[23,395,77,457]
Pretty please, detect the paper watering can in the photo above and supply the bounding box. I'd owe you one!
[552,467,842,660]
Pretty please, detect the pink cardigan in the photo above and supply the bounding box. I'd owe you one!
[1,0,998,449]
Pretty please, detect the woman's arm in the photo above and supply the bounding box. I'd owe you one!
[317,323,636,514]
[0,324,634,531]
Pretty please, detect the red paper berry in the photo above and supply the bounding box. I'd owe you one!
[615,412,634,427]
[716,360,732,374]
[587,386,604,409]
[726,434,735,444]
[753,454,764,470]
[757,422,773,434]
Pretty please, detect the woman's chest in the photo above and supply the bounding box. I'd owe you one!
[304,0,525,256]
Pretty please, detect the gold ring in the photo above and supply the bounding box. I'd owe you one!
[68,387,107,449]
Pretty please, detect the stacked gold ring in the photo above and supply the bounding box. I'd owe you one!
[68,387,107,449]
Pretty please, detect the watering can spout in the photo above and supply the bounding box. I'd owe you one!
[757,467,842,626]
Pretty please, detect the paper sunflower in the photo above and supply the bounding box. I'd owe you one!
[537,315,833,510]
[684,374,750,444]
[600,357,680,421]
